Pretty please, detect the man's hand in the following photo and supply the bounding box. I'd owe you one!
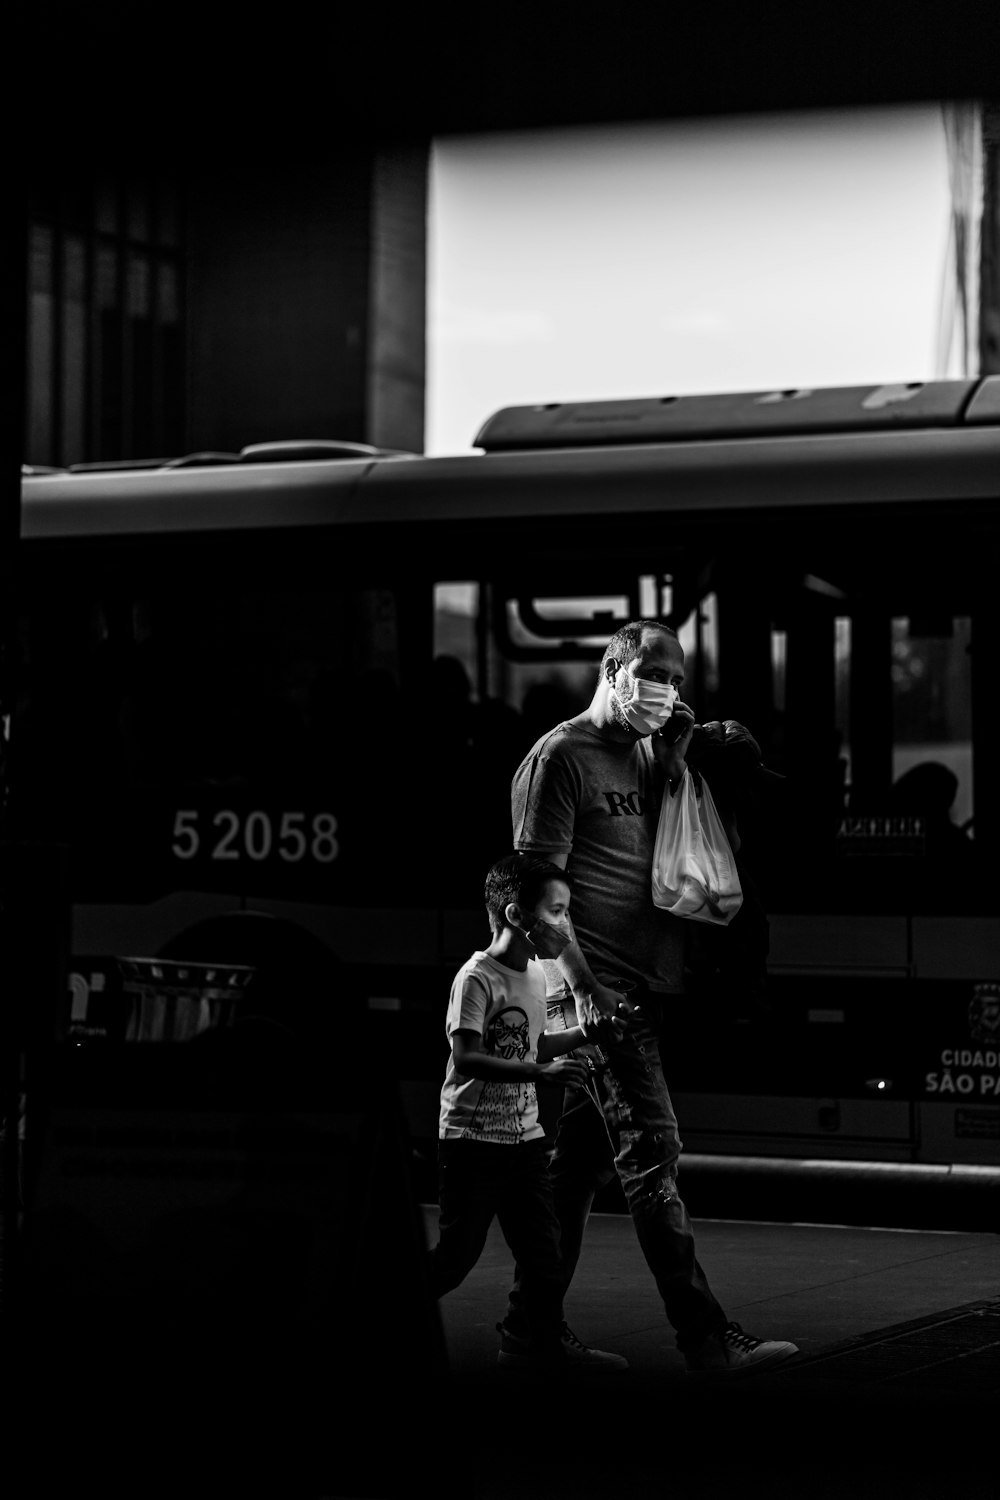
[722,718,761,753]
[582,1012,628,1048]
[691,718,763,770]
[652,698,695,777]
[527,918,573,961]
[576,982,635,1030]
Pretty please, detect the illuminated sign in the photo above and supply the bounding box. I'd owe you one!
[835,815,925,856]
[923,983,1000,1101]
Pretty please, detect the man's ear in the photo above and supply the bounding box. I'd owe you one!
[505,901,525,930]
[604,657,620,686]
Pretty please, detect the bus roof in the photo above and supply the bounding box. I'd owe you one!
[19,379,1000,541]
[473,378,1000,451]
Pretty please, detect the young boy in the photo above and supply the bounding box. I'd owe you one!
[427,851,627,1370]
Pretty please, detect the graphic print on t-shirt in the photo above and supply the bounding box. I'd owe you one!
[602,787,649,817]
[468,1005,536,1139]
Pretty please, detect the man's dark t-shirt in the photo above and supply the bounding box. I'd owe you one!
[512,719,684,993]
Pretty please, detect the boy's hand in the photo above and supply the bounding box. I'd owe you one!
[527,918,572,960]
[537,1056,589,1087]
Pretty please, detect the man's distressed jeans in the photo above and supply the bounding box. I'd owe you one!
[509,996,728,1353]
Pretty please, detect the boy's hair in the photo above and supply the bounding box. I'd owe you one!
[484,852,570,936]
[599,619,678,678]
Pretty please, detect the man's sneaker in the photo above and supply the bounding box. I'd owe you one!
[496,1321,629,1371]
[685,1322,799,1378]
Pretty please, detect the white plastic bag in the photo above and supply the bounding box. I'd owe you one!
[651,768,743,925]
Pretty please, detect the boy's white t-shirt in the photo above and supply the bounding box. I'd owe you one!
[439,950,547,1144]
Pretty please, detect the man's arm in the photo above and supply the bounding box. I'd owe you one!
[554,918,637,1026]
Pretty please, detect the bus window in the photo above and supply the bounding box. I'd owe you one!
[771,629,787,717]
[521,593,630,638]
[487,575,721,728]
[834,615,852,789]
[677,589,719,706]
[433,581,478,697]
[890,615,974,839]
[500,590,626,726]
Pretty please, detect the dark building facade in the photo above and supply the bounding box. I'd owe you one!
[26,172,186,467]
[25,147,428,468]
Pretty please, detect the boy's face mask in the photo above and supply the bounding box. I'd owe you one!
[614,675,678,735]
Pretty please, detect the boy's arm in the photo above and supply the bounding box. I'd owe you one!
[537,1016,627,1061]
[537,1026,586,1062]
[452,1030,588,1087]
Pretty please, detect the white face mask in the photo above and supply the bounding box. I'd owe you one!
[614,677,678,735]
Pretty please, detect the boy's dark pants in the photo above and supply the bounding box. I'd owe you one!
[428,1137,565,1352]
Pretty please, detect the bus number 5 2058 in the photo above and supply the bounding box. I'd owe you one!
[171,809,339,864]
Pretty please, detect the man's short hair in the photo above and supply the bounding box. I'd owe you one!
[599,620,678,677]
[484,852,570,936]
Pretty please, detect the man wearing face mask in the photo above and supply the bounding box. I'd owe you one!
[499,620,799,1377]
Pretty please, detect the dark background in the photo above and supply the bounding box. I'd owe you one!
[25,0,1000,162]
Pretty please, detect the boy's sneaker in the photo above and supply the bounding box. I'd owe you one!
[497,1321,629,1371]
[558,1322,629,1370]
[685,1322,799,1378]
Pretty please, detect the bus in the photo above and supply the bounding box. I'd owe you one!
[14,378,1000,1188]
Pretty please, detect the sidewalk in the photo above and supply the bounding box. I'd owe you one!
[425,1206,999,1499]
